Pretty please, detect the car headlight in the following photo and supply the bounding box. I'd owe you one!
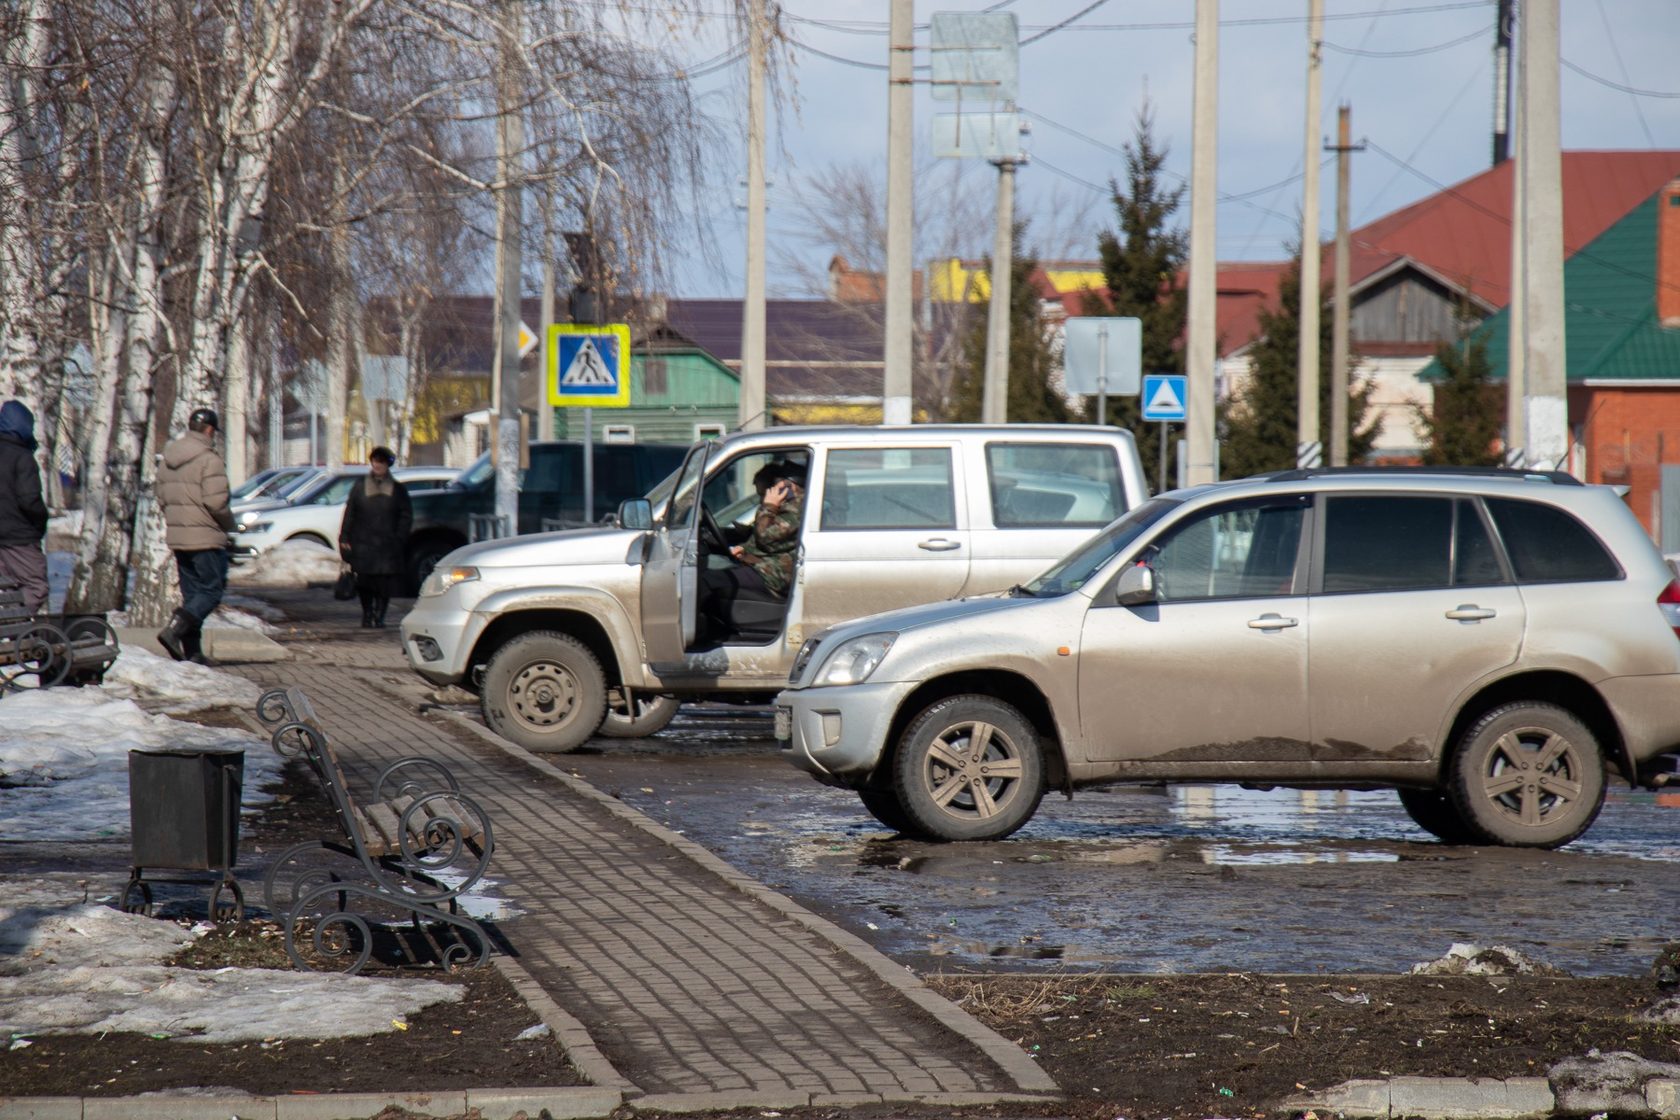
[421,565,479,597]
[812,632,896,687]
[242,520,273,535]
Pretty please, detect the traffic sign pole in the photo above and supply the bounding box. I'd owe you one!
[1097,325,1109,425]
[1159,422,1169,492]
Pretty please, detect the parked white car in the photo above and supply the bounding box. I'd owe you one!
[231,466,458,559]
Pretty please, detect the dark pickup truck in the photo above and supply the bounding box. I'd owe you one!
[404,440,688,590]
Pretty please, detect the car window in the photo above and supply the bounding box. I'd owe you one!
[1453,500,1506,586]
[1485,497,1621,583]
[986,442,1122,528]
[311,475,361,505]
[820,448,955,530]
[665,444,710,528]
[1323,496,1453,593]
[1152,500,1306,602]
[702,450,810,527]
[1021,497,1179,597]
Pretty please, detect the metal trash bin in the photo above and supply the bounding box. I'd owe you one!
[124,746,246,921]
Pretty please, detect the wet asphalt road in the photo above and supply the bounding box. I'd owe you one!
[556,705,1680,979]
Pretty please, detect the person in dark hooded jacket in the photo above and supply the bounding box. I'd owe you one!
[155,408,236,663]
[338,446,412,628]
[0,400,50,613]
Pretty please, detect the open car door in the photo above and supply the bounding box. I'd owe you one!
[641,442,710,665]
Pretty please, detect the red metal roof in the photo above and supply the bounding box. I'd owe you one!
[1340,150,1680,310]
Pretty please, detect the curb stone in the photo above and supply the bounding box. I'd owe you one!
[492,956,635,1092]
[435,707,1061,1097]
[1286,1075,1680,1119]
[0,1089,619,1120]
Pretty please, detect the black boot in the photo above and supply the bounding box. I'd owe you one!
[359,589,374,628]
[373,597,389,629]
[156,608,194,661]
[182,623,218,667]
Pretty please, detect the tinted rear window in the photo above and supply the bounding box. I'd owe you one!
[1485,498,1621,583]
[1322,496,1453,592]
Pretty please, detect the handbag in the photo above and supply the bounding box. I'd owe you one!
[333,562,356,601]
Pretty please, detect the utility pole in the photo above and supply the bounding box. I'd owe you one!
[1328,104,1360,467]
[493,0,523,535]
[1296,0,1325,470]
[739,0,768,431]
[1492,0,1515,165]
[1520,0,1567,471]
[1505,37,1527,468]
[1185,0,1219,484]
[981,153,1017,424]
[882,0,914,425]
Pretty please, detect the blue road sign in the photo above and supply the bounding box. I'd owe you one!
[549,324,631,408]
[1141,374,1188,422]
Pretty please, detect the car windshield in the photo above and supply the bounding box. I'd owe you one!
[230,469,279,500]
[273,470,319,499]
[455,453,494,488]
[1017,497,1180,597]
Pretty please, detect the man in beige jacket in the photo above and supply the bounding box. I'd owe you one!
[155,408,236,663]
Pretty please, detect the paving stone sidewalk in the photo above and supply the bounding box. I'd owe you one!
[233,589,1053,1104]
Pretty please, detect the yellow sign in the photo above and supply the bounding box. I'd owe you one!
[548,323,631,408]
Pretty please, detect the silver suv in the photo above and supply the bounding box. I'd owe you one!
[401,425,1148,752]
[775,469,1680,847]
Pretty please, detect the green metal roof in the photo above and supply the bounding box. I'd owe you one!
[1420,187,1680,382]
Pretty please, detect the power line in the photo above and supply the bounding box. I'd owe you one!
[1323,23,1490,57]
[1591,0,1656,143]
[1561,57,1680,99]
[1032,155,1110,196]
[1019,0,1113,47]
[784,33,888,71]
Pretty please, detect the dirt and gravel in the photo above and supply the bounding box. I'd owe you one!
[6,760,1679,1118]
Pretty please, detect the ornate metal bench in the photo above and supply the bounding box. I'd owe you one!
[255,686,496,974]
[0,580,119,694]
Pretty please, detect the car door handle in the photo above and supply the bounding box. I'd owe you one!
[917,538,962,552]
[1446,605,1496,621]
[1247,613,1299,630]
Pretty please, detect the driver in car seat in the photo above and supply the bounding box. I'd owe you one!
[700,465,805,641]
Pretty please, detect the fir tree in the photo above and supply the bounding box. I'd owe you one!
[1082,103,1188,475]
[947,222,1069,424]
[1416,335,1501,467]
[1219,255,1380,478]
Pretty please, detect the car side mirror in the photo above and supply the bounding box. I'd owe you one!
[618,498,653,531]
[1115,563,1157,606]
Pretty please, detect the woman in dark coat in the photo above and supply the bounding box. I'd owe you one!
[338,446,412,628]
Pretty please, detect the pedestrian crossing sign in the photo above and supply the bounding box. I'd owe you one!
[549,323,632,408]
[1141,373,1188,422]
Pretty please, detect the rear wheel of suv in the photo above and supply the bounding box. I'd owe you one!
[893,695,1046,842]
[599,691,681,738]
[1396,788,1482,845]
[1448,702,1606,849]
[481,632,607,753]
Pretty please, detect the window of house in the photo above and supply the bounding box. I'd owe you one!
[695,423,727,441]
[642,357,668,396]
[602,425,635,444]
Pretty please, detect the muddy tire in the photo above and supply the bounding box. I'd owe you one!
[857,787,924,837]
[1396,788,1481,845]
[892,695,1045,842]
[1448,701,1606,849]
[480,631,607,754]
[599,692,681,738]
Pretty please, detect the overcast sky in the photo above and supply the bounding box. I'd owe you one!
[637,0,1680,299]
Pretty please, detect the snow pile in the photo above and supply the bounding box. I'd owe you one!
[102,646,263,713]
[229,538,340,588]
[220,592,285,627]
[1410,942,1569,977]
[0,882,460,1043]
[0,689,276,841]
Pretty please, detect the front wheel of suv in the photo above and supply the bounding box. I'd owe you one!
[481,631,607,754]
[1396,788,1481,845]
[1448,701,1606,849]
[892,695,1045,842]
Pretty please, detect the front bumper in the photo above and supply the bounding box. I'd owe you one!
[774,679,918,781]
[400,594,483,686]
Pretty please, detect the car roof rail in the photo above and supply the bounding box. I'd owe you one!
[1248,466,1583,486]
